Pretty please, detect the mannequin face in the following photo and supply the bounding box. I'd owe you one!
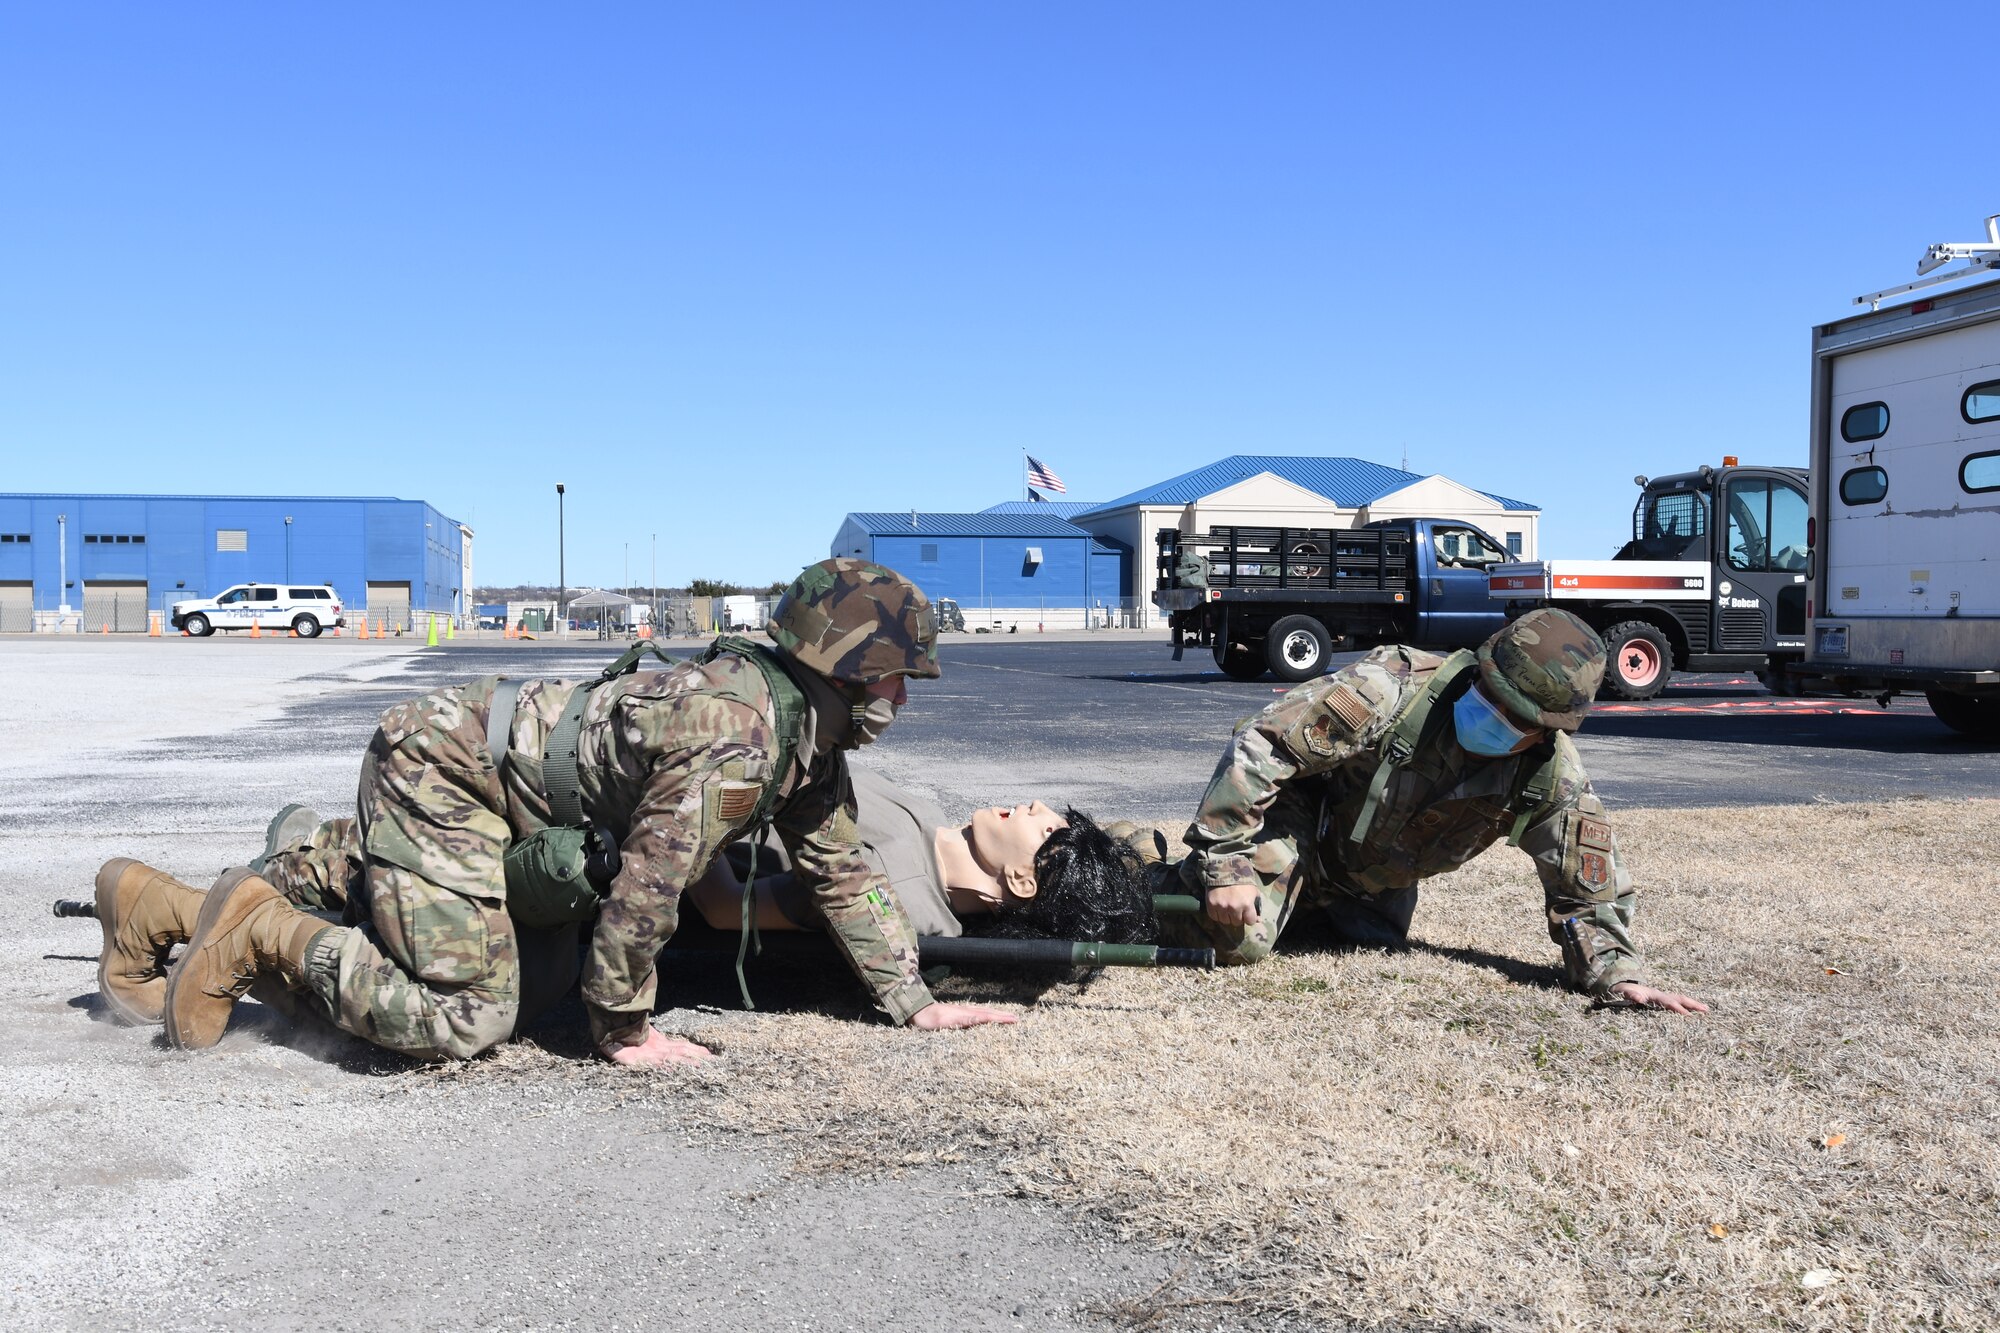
[964,802,1067,896]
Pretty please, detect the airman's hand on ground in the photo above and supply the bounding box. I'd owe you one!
[1610,982,1710,1015]
[910,1002,1019,1031]
[605,1028,715,1067]
[1205,883,1262,926]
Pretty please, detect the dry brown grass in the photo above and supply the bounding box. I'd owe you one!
[457,799,2000,1331]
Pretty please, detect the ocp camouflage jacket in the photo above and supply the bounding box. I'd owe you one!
[1184,645,1643,996]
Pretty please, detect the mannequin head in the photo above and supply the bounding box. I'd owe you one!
[980,808,1156,946]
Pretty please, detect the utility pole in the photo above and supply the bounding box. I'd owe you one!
[284,515,293,582]
[555,483,567,636]
[650,532,657,637]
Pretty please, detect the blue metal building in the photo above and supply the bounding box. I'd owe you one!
[0,492,471,632]
[830,512,1129,625]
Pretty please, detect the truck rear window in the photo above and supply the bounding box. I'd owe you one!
[1840,402,1890,442]
[1962,451,2000,494]
[1964,380,2000,424]
[1839,467,1888,505]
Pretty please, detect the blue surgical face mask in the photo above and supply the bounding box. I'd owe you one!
[1452,685,1532,757]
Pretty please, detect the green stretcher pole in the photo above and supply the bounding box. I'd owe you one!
[1151,894,1202,915]
[917,936,1213,970]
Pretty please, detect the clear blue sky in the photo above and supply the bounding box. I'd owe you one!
[2,3,1990,588]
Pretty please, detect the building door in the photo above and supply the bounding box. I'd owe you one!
[0,582,30,632]
[83,582,149,632]
[366,581,411,633]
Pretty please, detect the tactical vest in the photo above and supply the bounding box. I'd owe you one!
[1346,649,1557,854]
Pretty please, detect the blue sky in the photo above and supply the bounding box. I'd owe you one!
[1,3,1990,587]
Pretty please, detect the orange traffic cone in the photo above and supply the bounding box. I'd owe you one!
[358,618,369,640]
[148,613,161,638]
[101,623,108,635]
[250,620,262,639]
[288,625,298,638]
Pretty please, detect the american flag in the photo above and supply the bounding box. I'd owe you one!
[1025,455,1067,493]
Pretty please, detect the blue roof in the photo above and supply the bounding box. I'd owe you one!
[845,512,1096,538]
[980,499,1106,519]
[1080,455,1536,514]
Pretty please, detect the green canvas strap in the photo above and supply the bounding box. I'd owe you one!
[543,682,596,829]
[484,677,523,771]
[1348,650,1478,847]
[693,635,812,1010]
[696,636,807,828]
[544,642,686,830]
[1506,749,1559,847]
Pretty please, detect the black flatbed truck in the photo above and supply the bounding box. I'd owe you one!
[1156,516,1511,681]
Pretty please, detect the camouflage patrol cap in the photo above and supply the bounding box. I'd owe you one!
[1476,608,1607,733]
[769,558,941,686]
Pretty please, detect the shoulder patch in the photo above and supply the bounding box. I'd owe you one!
[1577,817,1613,852]
[717,780,764,822]
[1324,683,1374,734]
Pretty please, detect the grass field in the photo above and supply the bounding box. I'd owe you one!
[456,798,1999,1330]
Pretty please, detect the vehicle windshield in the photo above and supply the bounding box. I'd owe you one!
[216,588,249,605]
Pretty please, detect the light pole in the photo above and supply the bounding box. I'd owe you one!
[555,483,566,636]
[650,532,657,637]
[283,515,293,582]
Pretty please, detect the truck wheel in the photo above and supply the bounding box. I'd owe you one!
[1599,620,1670,700]
[292,614,322,639]
[1925,689,2000,740]
[1215,644,1266,681]
[185,613,213,637]
[1266,615,1332,682]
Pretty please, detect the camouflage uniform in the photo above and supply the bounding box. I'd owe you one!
[1158,638,1642,997]
[260,818,358,915]
[295,647,934,1062]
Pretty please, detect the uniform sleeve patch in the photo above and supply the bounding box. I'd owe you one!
[1578,817,1614,852]
[1325,683,1374,735]
[1580,851,1610,888]
[717,781,764,822]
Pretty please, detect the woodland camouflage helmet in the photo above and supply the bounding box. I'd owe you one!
[768,559,941,686]
[1476,607,1607,733]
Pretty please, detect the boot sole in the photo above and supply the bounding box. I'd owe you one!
[162,867,272,1051]
[94,857,164,1027]
[252,803,318,873]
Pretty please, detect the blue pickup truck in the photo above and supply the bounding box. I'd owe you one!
[1155,517,1513,680]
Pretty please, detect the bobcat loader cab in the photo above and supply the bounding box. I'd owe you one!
[1489,461,1810,699]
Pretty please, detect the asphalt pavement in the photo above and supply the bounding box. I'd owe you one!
[392,634,2000,820]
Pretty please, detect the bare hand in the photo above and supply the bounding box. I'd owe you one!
[909,1002,1019,1031]
[1610,982,1710,1015]
[1205,883,1262,926]
[604,1027,715,1067]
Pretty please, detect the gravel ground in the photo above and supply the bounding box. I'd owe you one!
[5,634,1994,1330]
[0,639,1177,1331]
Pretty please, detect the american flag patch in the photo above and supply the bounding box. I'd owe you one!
[716,781,763,821]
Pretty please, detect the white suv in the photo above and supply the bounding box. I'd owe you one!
[171,584,346,638]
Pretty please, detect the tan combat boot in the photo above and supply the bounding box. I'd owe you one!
[162,869,331,1051]
[94,858,208,1026]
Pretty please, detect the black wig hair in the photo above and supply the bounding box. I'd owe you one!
[977,807,1157,945]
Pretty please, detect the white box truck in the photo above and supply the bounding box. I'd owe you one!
[1795,217,2000,737]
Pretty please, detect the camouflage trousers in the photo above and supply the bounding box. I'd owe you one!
[290,678,581,1061]
[1153,784,1420,965]
[260,817,361,914]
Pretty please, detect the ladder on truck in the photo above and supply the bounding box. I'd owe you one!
[1855,212,2000,310]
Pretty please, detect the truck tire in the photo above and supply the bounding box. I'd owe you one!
[1215,644,1266,681]
[1599,620,1671,701]
[1925,689,2000,740]
[292,614,322,639]
[1267,615,1332,682]
[184,613,213,637]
